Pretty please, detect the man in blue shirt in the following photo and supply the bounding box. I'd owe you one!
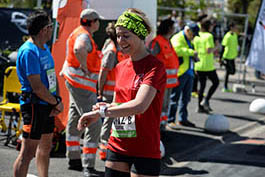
[14,10,63,177]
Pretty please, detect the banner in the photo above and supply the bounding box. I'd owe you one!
[0,8,33,51]
[246,0,265,74]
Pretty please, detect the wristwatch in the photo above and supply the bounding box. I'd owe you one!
[99,105,107,117]
[52,95,62,107]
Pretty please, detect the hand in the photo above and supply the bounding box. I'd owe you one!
[193,51,198,58]
[92,102,109,111]
[193,56,200,62]
[97,95,103,102]
[49,102,64,117]
[80,65,90,76]
[77,111,100,130]
[218,58,222,64]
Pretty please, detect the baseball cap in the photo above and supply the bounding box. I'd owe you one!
[187,22,200,36]
[80,8,103,20]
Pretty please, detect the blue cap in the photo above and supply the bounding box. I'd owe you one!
[187,22,200,36]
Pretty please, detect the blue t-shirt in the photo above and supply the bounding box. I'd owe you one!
[16,41,56,105]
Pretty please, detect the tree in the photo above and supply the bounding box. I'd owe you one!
[248,0,262,27]
[0,0,51,9]
[157,0,208,20]
[227,0,261,28]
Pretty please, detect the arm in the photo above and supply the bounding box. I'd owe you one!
[74,34,92,75]
[219,33,228,61]
[219,45,225,61]
[78,84,157,130]
[106,84,157,116]
[171,35,195,57]
[97,50,116,99]
[28,74,63,116]
[97,69,109,99]
[28,74,59,105]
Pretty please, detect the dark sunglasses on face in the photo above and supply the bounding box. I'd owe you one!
[44,23,53,29]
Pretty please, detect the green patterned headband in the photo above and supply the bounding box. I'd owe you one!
[115,11,149,40]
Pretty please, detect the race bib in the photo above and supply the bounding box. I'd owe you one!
[47,68,56,93]
[111,115,136,138]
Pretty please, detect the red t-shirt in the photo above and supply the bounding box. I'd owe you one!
[107,54,166,159]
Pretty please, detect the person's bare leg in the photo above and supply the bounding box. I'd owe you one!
[105,161,130,172]
[35,133,53,177]
[131,172,158,177]
[13,138,39,177]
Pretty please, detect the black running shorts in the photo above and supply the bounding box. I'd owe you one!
[21,103,54,140]
[106,149,161,176]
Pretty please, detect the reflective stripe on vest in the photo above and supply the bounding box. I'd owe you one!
[166,69,179,87]
[64,66,98,93]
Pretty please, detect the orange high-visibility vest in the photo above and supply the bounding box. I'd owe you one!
[101,40,129,96]
[63,26,101,93]
[150,35,179,88]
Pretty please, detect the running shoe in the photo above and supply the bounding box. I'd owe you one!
[222,88,233,93]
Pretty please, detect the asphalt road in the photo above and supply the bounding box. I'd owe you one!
[0,64,265,177]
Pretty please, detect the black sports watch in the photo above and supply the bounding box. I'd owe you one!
[52,95,62,107]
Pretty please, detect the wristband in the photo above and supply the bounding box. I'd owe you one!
[52,95,62,107]
[99,105,107,117]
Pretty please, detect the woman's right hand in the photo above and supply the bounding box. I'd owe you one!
[77,111,100,131]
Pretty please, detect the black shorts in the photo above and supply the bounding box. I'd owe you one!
[21,103,54,140]
[106,149,161,176]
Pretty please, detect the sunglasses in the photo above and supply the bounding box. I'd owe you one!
[44,23,53,29]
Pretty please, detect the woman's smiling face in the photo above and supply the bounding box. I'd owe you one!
[116,26,142,57]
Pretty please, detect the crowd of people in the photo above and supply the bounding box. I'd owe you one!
[13,7,239,177]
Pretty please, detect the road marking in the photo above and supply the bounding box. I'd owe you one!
[27,174,38,177]
[234,138,265,145]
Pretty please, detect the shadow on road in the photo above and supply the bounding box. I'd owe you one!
[224,114,265,125]
[160,127,265,176]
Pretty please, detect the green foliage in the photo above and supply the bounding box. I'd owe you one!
[158,0,262,30]
[248,0,262,27]
[227,0,261,28]
[0,0,51,9]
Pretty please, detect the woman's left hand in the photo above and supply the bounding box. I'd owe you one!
[92,102,110,111]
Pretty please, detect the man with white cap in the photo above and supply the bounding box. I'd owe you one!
[60,8,103,177]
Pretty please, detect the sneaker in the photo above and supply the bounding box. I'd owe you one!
[177,120,196,127]
[166,122,179,130]
[222,88,233,93]
[68,159,83,171]
[191,91,198,98]
[200,100,213,112]
[83,167,101,177]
